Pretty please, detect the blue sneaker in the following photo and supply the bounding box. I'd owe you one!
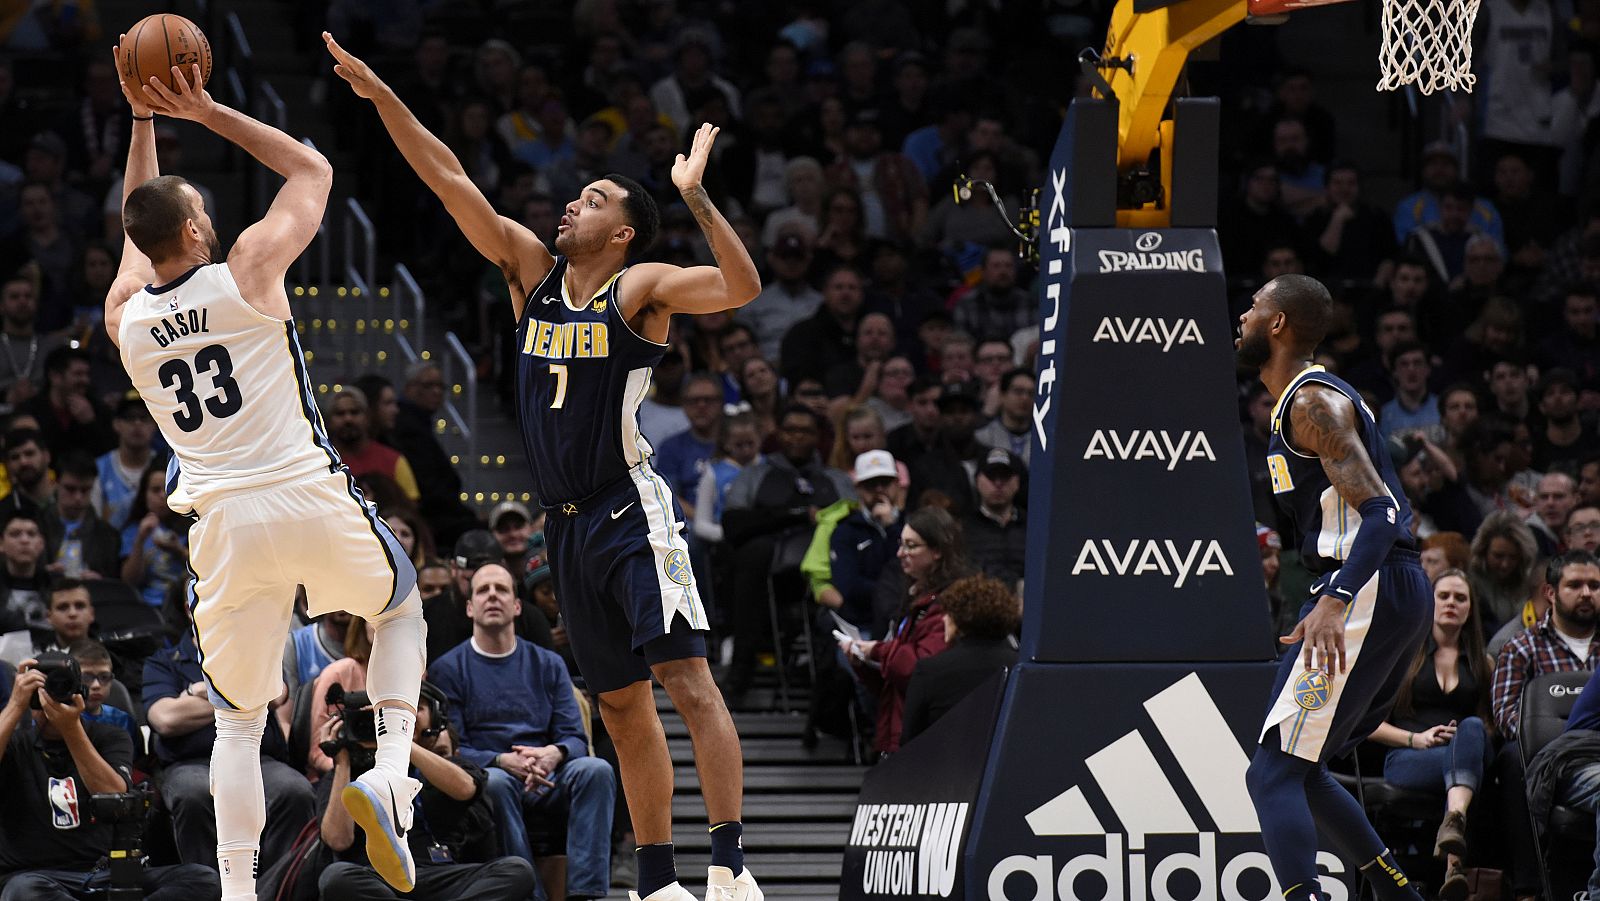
[342,768,421,892]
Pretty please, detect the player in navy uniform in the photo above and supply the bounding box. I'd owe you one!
[1236,274,1431,901]
[327,35,761,901]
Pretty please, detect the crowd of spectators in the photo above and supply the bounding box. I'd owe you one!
[17,0,1600,896]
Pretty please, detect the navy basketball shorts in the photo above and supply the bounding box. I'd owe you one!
[1259,550,1432,762]
[544,463,711,694]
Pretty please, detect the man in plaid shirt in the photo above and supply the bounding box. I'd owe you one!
[1490,549,1600,898]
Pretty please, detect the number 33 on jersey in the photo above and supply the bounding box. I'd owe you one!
[118,263,339,515]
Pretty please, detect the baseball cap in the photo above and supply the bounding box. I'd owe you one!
[847,107,882,129]
[1421,141,1458,163]
[1256,522,1282,552]
[28,132,66,159]
[453,529,504,569]
[113,392,150,420]
[936,379,982,410]
[524,532,552,588]
[771,232,810,259]
[978,447,1023,479]
[853,450,898,484]
[489,500,532,531]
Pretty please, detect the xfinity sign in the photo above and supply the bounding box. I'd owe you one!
[1031,166,1071,453]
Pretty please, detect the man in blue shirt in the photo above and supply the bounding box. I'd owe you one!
[654,374,723,518]
[429,563,615,901]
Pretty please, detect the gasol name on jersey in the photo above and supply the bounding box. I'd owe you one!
[149,306,211,348]
[521,318,610,359]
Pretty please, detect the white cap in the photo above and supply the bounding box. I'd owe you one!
[854,450,898,483]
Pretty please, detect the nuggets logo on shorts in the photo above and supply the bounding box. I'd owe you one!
[663,549,693,586]
[1294,669,1331,711]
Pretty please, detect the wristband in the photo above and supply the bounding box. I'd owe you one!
[132,115,154,121]
[1325,496,1403,601]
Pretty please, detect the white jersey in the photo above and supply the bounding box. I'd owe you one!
[118,263,336,515]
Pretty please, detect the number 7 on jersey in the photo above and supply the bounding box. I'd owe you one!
[549,363,569,409]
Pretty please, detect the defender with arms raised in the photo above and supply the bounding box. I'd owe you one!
[103,54,426,900]
[1236,274,1432,901]
[326,32,761,901]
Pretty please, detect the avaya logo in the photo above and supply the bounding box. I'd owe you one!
[1082,430,1216,470]
[1090,317,1204,353]
[987,674,1348,901]
[1070,539,1233,588]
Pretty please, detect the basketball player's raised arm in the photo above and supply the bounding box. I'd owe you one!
[105,41,159,342]
[322,33,552,309]
[1282,383,1405,673]
[631,124,761,315]
[139,64,330,314]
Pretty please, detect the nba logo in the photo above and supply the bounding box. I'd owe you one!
[48,776,80,829]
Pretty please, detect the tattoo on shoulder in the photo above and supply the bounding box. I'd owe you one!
[1288,384,1387,504]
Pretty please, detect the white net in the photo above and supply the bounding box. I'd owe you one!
[1377,0,1481,93]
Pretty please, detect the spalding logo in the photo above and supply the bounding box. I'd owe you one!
[1135,232,1162,251]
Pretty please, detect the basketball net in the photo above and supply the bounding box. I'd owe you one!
[1376,0,1479,93]
[1247,0,1478,93]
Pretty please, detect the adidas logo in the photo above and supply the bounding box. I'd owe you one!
[987,674,1349,901]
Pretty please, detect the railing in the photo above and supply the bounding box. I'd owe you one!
[391,264,427,364]
[255,81,286,221]
[295,138,331,289]
[439,332,479,489]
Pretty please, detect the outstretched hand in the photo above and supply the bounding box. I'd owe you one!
[672,122,719,194]
[324,32,386,100]
[140,64,215,124]
[112,38,152,119]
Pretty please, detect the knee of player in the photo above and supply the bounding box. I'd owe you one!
[1245,747,1288,799]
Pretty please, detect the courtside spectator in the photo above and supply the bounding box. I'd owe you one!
[429,563,615,900]
[900,575,1019,744]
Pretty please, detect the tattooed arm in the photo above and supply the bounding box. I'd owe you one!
[1280,383,1405,673]
[623,124,762,334]
[1284,384,1390,508]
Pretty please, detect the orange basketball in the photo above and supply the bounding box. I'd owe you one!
[119,14,213,95]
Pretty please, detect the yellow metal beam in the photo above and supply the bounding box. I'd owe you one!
[1100,0,1246,225]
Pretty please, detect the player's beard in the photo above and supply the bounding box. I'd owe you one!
[1236,329,1272,369]
[554,225,602,257]
[198,221,223,263]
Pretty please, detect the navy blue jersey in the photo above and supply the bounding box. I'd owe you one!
[516,258,667,504]
[1266,365,1415,574]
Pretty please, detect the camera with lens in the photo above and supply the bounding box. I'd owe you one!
[321,685,378,773]
[26,651,85,710]
[88,788,153,900]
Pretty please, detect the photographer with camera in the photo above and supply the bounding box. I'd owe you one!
[315,682,537,900]
[0,655,217,899]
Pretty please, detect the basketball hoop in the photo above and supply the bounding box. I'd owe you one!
[1376,0,1479,93]
[1246,0,1478,94]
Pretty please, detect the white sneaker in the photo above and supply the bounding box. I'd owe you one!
[629,882,697,901]
[706,866,763,901]
[342,767,422,892]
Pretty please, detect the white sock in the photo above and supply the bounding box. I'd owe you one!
[374,706,415,776]
[211,706,267,899]
[217,849,257,899]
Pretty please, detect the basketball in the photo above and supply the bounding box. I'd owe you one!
[119,14,212,94]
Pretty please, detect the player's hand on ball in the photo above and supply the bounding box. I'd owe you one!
[672,123,719,194]
[112,40,153,118]
[1282,595,1348,674]
[141,64,214,123]
[323,32,386,100]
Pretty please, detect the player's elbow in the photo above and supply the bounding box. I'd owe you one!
[295,151,334,185]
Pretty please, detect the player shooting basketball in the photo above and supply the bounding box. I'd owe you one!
[105,48,427,901]
[325,31,762,901]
